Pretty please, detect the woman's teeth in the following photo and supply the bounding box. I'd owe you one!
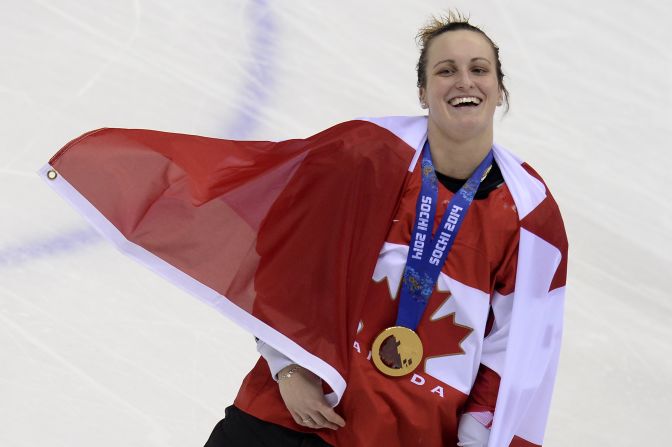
[449,96,481,106]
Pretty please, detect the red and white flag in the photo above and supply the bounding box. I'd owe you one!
[41,116,567,447]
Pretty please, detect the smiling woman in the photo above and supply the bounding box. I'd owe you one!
[41,9,567,447]
[417,13,509,180]
[416,13,510,109]
[202,11,568,447]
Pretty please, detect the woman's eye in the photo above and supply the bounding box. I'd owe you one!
[472,67,488,74]
[438,69,453,75]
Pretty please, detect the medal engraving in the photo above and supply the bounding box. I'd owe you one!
[371,326,423,377]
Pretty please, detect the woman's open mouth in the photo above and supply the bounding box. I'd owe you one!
[449,96,482,108]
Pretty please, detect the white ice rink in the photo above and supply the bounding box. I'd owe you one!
[1,1,670,445]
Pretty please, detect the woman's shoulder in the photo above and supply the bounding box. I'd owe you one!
[492,145,563,214]
[493,145,567,256]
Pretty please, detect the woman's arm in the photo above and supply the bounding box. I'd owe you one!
[256,339,346,431]
[256,338,294,380]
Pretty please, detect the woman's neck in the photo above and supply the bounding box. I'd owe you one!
[427,126,494,179]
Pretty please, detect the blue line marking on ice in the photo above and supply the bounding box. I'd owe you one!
[222,0,278,139]
[0,227,102,269]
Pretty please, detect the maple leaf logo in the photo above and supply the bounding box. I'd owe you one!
[419,289,473,359]
[366,238,488,393]
[368,278,473,360]
[368,242,479,390]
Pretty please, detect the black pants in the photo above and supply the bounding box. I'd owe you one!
[204,405,333,447]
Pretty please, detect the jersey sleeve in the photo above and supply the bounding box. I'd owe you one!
[256,338,295,380]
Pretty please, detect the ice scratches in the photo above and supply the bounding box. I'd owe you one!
[1,286,223,418]
[33,0,232,101]
[34,0,142,98]
[0,290,158,425]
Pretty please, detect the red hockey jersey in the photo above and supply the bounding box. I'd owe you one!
[235,141,523,445]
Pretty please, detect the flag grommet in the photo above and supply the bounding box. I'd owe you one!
[47,169,58,180]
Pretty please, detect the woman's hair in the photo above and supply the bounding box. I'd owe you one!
[416,11,510,112]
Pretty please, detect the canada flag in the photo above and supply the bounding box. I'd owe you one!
[42,116,567,447]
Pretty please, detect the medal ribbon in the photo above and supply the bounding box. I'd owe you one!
[395,140,493,330]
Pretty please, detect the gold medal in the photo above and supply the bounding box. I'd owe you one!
[371,326,423,377]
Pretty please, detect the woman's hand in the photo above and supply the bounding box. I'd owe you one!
[277,364,346,431]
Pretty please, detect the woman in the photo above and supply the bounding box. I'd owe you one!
[204,12,567,447]
[43,11,567,447]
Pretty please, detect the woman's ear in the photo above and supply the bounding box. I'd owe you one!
[419,88,428,109]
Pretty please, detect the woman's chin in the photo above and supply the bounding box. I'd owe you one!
[432,121,492,143]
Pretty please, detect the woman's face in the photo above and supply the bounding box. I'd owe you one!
[419,30,502,143]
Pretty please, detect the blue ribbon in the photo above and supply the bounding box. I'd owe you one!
[395,140,494,330]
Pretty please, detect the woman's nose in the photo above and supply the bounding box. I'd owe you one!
[455,72,474,90]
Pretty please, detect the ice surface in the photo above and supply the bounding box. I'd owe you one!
[1,0,670,445]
